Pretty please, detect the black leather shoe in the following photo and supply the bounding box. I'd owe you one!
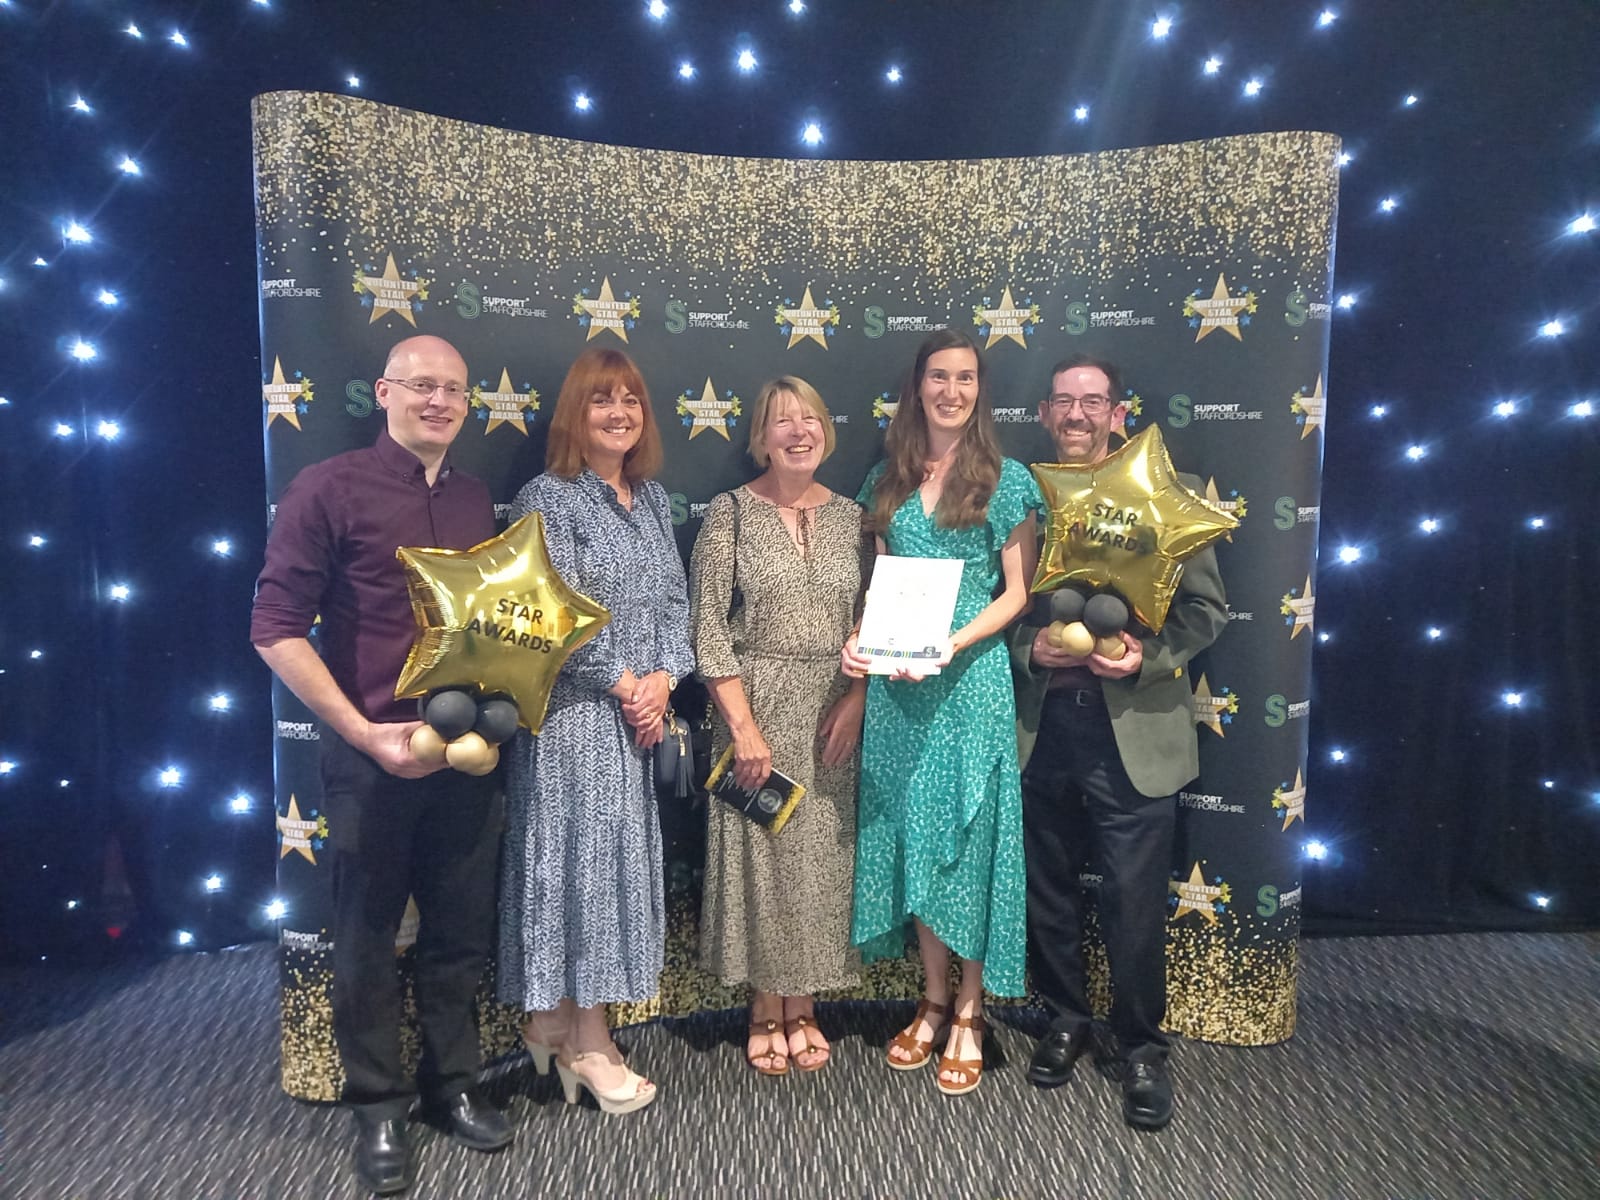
[352,1112,415,1196]
[1121,1058,1174,1131]
[1026,1025,1091,1088]
[435,1088,513,1152]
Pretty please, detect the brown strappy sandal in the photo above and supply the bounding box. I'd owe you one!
[885,998,951,1071]
[747,1017,790,1076]
[785,1014,830,1072]
[935,1013,987,1096]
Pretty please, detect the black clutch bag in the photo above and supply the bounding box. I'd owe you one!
[654,706,697,800]
[703,744,806,833]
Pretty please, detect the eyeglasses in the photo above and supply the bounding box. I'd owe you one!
[385,377,468,401]
[1046,392,1115,416]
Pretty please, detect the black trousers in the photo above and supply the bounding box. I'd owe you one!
[320,733,503,1118]
[1021,687,1176,1062]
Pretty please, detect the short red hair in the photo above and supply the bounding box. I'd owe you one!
[545,347,663,482]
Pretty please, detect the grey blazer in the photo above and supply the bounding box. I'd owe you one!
[1010,473,1228,798]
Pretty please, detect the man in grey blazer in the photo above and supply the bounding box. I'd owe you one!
[1012,354,1227,1131]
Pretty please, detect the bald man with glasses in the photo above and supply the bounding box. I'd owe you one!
[253,335,512,1194]
[1010,354,1227,1131]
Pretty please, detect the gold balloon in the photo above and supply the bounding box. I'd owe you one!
[446,732,499,776]
[1058,621,1096,656]
[1045,621,1067,648]
[409,724,449,767]
[393,512,611,735]
[1030,426,1238,632]
[1094,634,1128,661]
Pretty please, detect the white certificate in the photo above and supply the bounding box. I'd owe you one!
[856,555,964,675]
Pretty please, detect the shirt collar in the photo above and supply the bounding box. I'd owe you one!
[373,426,453,483]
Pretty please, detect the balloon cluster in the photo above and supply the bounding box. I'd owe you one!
[408,688,519,775]
[1041,586,1131,660]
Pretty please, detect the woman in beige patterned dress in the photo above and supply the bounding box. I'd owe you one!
[690,376,868,1075]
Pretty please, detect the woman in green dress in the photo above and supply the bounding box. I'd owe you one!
[842,328,1041,1096]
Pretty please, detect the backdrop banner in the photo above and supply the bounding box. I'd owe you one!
[254,92,1334,1099]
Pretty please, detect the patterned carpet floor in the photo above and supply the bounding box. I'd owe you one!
[2,931,1597,1199]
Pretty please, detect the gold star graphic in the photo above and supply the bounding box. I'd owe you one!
[777,285,837,349]
[393,513,611,735]
[973,285,1036,349]
[1186,272,1253,342]
[1291,374,1327,439]
[472,368,539,435]
[262,356,313,430]
[1170,862,1228,925]
[1203,478,1245,541]
[576,276,637,342]
[395,895,420,954]
[356,253,424,327]
[1273,769,1307,831]
[1281,575,1316,639]
[276,794,319,864]
[677,377,739,440]
[1192,672,1235,737]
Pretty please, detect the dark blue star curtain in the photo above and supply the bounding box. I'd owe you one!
[1,0,1595,963]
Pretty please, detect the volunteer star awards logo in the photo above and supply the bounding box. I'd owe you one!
[1280,575,1316,638]
[262,357,315,430]
[572,276,640,342]
[1204,477,1248,540]
[1192,673,1239,736]
[353,252,429,326]
[1112,391,1145,442]
[1272,769,1308,830]
[276,795,329,864]
[1170,863,1231,925]
[471,369,540,435]
[972,286,1041,349]
[872,391,899,428]
[775,285,840,349]
[1291,374,1328,438]
[676,377,742,440]
[1184,272,1257,342]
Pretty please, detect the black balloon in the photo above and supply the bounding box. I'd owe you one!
[422,688,478,739]
[1083,592,1131,637]
[1049,587,1087,623]
[473,697,521,746]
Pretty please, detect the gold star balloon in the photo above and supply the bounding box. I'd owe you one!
[1030,425,1238,632]
[392,513,610,734]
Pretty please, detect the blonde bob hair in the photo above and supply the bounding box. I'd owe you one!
[747,376,835,467]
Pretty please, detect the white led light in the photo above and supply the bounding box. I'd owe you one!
[1317,9,1337,27]
[678,61,695,79]
[96,419,120,439]
[125,22,142,37]
[33,257,48,267]
[1405,444,1426,461]
[573,93,591,111]
[204,874,224,892]
[1532,894,1550,909]
[58,779,69,788]
[1568,213,1596,234]
[177,930,195,946]
[159,765,183,786]
[28,534,46,548]
[1304,840,1329,861]
[265,898,288,920]
[96,289,119,306]
[230,793,253,813]
[1337,545,1361,564]
[1527,516,1546,529]
[67,899,80,909]
[1336,293,1356,309]
[1151,16,1172,38]
[170,30,188,47]
[119,156,142,175]
[212,538,233,556]
[346,75,360,89]
[1379,196,1398,212]
[1369,403,1387,418]
[1539,319,1565,337]
[0,761,15,775]
[1501,691,1524,708]
[1403,93,1419,106]
[885,65,901,83]
[1072,105,1089,122]
[789,0,806,12]
[1541,779,1555,789]
[1203,56,1221,75]
[208,693,232,712]
[737,48,757,72]
[801,122,823,146]
[64,221,92,244]
[71,340,98,361]
[647,0,668,18]
[1425,626,1443,640]
[109,583,131,601]
[1492,399,1517,417]
[1330,748,1347,762]
[1317,631,1331,644]
[1419,517,1439,533]
[70,96,92,113]
[1568,399,1593,418]
[1337,151,1352,167]
[54,422,75,437]
[1243,78,1263,96]
[28,650,43,659]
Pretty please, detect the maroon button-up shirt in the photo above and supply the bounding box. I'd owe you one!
[250,428,497,724]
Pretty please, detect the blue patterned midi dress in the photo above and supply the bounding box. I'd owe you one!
[850,457,1042,997]
[496,470,694,1011]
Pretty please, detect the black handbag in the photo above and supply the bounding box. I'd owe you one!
[654,705,695,800]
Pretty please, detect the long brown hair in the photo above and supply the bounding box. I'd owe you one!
[869,328,1002,532]
[545,347,663,481]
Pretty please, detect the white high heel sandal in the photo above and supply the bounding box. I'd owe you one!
[555,1052,658,1116]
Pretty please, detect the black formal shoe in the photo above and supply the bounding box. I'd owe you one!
[1121,1058,1174,1131]
[1026,1025,1091,1088]
[435,1088,514,1152]
[352,1112,415,1196]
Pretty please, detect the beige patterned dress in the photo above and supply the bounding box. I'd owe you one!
[689,487,866,994]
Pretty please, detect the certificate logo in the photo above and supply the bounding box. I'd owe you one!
[775,285,840,349]
[1280,575,1316,638]
[263,357,314,430]
[1170,863,1231,925]
[353,252,429,326]
[471,369,540,435]
[572,276,640,343]
[1291,374,1327,438]
[1183,272,1256,342]
[973,285,1041,350]
[676,377,742,440]
[1272,769,1307,830]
